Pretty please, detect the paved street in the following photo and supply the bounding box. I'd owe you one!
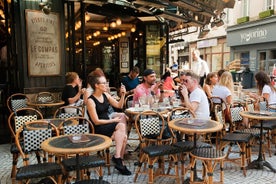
[1,130,276,184]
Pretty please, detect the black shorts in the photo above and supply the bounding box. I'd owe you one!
[95,122,118,137]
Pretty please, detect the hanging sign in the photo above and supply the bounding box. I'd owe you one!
[25,10,61,76]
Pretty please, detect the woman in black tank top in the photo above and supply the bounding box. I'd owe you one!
[86,71,131,175]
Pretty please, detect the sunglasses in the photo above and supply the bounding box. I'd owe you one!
[98,82,108,85]
[181,79,189,83]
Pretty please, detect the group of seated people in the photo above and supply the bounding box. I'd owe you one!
[60,65,276,176]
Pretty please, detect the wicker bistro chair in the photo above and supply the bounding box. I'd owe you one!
[123,94,137,140]
[54,105,84,119]
[7,93,30,113]
[189,147,227,184]
[228,102,247,132]
[167,107,212,181]
[133,110,182,184]
[58,117,106,181]
[215,105,253,176]
[209,96,227,121]
[7,107,44,179]
[35,92,55,103]
[15,121,63,184]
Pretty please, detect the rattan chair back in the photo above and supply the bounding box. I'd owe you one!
[54,105,84,119]
[7,93,30,113]
[58,116,94,135]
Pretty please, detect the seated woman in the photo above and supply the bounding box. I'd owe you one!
[161,70,178,97]
[61,72,85,108]
[249,71,276,112]
[86,71,131,175]
[212,71,234,122]
[203,72,218,98]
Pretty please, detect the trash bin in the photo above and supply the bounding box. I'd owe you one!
[241,68,253,89]
[231,71,236,82]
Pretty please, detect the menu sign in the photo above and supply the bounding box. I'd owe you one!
[25,10,61,76]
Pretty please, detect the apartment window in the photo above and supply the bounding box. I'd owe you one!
[265,0,274,10]
[242,0,249,17]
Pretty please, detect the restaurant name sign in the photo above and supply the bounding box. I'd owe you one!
[240,28,268,43]
[25,10,61,76]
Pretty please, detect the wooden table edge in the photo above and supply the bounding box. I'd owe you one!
[41,133,112,154]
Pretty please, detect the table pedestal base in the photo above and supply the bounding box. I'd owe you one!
[184,177,203,184]
[247,158,276,172]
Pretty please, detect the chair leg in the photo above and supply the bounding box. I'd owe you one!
[148,158,154,184]
[134,153,146,182]
[11,153,18,178]
[189,156,196,182]
[266,130,272,157]
[240,142,247,176]
[220,160,224,183]
[172,155,180,184]
[105,148,111,175]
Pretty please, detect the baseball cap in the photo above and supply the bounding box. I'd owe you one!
[143,69,155,76]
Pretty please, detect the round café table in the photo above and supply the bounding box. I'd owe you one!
[125,105,172,116]
[168,118,223,148]
[240,111,276,172]
[41,133,112,181]
[169,118,223,181]
[27,100,64,118]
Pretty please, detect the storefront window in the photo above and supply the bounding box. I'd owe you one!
[211,53,222,72]
[146,24,162,77]
[265,0,274,10]
[223,53,230,69]
[212,43,222,53]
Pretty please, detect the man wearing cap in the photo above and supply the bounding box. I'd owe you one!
[133,69,164,103]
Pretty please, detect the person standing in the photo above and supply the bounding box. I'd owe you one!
[191,49,209,87]
[121,66,140,96]
[179,70,210,119]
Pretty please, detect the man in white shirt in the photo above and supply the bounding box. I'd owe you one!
[191,49,209,87]
[179,71,210,119]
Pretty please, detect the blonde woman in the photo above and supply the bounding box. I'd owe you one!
[212,71,234,122]
[212,71,233,105]
[203,72,218,98]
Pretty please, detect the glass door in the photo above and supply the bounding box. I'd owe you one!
[258,49,276,75]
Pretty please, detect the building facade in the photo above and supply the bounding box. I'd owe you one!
[169,0,276,77]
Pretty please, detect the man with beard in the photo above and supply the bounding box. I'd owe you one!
[133,69,164,104]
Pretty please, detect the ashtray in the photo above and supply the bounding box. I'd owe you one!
[69,135,90,143]
[72,135,81,141]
